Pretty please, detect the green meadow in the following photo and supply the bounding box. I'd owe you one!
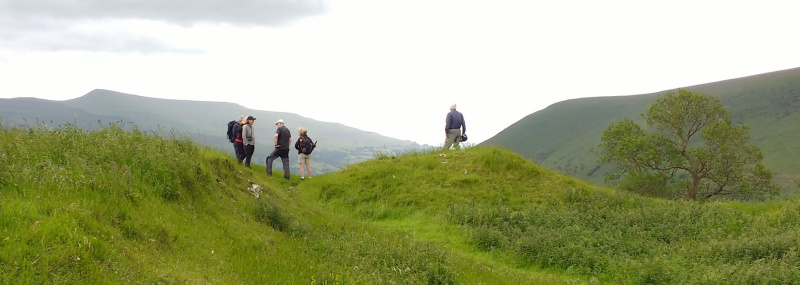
[2,124,799,284]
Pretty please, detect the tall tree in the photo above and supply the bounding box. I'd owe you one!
[595,89,778,201]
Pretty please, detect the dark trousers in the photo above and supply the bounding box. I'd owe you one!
[244,144,255,167]
[233,141,246,163]
[266,148,290,179]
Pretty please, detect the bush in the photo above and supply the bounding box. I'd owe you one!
[254,200,290,232]
[472,226,505,251]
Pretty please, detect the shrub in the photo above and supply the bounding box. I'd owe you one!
[254,200,291,232]
[472,226,505,251]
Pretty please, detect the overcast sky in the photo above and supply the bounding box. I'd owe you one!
[1,0,799,145]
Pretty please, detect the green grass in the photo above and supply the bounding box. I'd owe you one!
[0,123,569,284]
[5,123,800,284]
[300,147,800,284]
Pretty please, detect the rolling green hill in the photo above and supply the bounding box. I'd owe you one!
[482,67,800,190]
[300,147,800,283]
[0,89,420,174]
[3,124,800,283]
[0,123,561,284]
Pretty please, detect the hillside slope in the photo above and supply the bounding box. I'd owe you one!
[0,89,420,174]
[3,124,800,283]
[482,67,800,189]
[0,124,569,284]
[300,147,800,283]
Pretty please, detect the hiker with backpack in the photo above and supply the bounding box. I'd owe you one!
[266,119,292,180]
[231,116,246,164]
[444,103,467,150]
[242,116,257,168]
[294,127,316,181]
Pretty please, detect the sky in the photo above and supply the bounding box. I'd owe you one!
[1,0,799,146]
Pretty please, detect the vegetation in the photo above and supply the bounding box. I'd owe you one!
[481,67,800,192]
[0,123,567,284]
[4,122,800,284]
[301,147,800,284]
[595,89,779,200]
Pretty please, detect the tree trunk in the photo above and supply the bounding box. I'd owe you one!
[688,175,700,200]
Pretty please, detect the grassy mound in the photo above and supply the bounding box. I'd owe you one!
[300,147,800,284]
[6,123,798,284]
[0,124,570,284]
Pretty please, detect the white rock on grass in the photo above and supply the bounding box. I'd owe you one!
[249,184,262,199]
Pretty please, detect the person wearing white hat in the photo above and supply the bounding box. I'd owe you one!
[266,119,292,180]
[443,104,466,150]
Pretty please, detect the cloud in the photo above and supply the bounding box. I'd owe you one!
[0,0,329,53]
[0,18,195,53]
[4,29,200,54]
[0,0,328,26]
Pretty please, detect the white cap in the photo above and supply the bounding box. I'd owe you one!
[275,119,284,125]
[450,104,457,110]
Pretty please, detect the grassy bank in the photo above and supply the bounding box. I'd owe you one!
[0,124,572,284]
[300,147,800,284]
[5,123,798,284]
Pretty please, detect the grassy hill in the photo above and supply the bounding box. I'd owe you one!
[3,124,799,283]
[300,148,800,283]
[0,89,420,174]
[0,123,569,284]
[481,67,800,190]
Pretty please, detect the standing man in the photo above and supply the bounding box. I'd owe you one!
[443,104,466,150]
[242,116,257,168]
[266,119,292,180]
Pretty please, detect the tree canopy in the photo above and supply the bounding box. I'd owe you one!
[595,89,778,201]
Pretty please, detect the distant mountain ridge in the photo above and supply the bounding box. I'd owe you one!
[0,89,420,173]
[482,67,800,190]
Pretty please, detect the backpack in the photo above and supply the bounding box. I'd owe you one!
[232,123,241,140]
[300,137,317,155]
[226,120,237,143]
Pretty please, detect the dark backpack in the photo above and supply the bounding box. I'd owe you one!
[300,137,317,155]
[232,123,242,140]
[226,120,237,143]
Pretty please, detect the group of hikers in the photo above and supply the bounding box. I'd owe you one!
[229,116,315,181]
[227,103,465,180]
